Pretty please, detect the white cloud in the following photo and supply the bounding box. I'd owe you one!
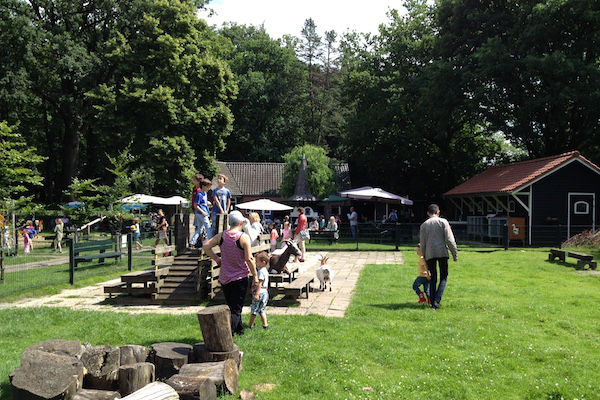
[201,0,407,39]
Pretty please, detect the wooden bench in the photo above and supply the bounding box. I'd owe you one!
[308,230,338,244]
[269,264,299,289]
[548,248,597,270]
[284,273,315,299]
[71,238,121,269]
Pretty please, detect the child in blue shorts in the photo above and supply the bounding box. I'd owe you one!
[413,243,431,305]
[249,252,270,330]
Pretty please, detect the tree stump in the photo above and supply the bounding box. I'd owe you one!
[10,349,85,400]
[174,359,238,394]
[81,345,121,390]
[149,342,193,379]
[120,382,179,400]
[24,339,84,359]
[119,345,149,366]
[196,305,234,352]
[192,343,241,369]
[166,376,217,400]
[73,388,122,400]
[118,362,155,396]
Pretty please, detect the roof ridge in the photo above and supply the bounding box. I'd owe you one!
[498,151,578,168]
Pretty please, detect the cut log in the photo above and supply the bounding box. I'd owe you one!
[10,349,84,400]
[120,382,179,400]
[192,343,241,369]
[24,339,84,359]
[166,375,216,400]
[196,305,234,352]
[81,345,121,390]
[72,388,122,400]
[118,362,155,396]
[149,342,192,379]
[177,359,238,394]
[119,345,149,366]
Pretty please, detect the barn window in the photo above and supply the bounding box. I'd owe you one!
[574,201,589,215]
[508,200,516,213]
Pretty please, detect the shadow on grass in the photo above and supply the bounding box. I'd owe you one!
[370,302,426,310]
[0,382,13,400]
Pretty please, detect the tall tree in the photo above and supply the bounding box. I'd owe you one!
[0,121,46,212]
[0,0,235,202]
[217,23,307,161]
[436,0,600,159]
[298,18,324,143]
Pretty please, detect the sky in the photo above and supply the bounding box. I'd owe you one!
[200,0,407,39]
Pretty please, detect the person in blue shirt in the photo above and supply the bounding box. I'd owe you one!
[211,174,232,237]
[190,178,212,246]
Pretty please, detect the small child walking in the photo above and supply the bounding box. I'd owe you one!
[280,221,292,248]
[249,252,270,330]
[269,223,279,252]
[23,228,32,254]
[53,218,64,253]
[131,218,142,249]
[413,243,431,304]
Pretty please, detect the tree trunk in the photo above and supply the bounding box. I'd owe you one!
[170,359,238,395]
[149,342,192,380]
[192,343,241,369]
[196,305,234,352]
[118,362,155,396]
[120,382,178,400]
[166,375,216,400]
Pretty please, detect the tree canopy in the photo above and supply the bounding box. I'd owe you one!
[1,0,598,207]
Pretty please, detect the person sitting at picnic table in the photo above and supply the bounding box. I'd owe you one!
[203,211,259,336]
[326,216,340,240]
[309,217,320,231]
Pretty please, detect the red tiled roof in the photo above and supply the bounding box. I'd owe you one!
[445,151,600,196]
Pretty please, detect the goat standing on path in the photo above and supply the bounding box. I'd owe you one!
[316,255,334,291]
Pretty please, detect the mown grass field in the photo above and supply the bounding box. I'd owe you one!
[1,246,598,399]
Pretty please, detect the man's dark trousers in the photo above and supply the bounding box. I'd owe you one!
[426,257,448,304]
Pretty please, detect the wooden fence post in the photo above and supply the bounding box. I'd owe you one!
[128,232,133,271]
[69,238,75,285]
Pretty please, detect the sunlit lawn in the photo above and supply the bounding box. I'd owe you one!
[0,246,598,399]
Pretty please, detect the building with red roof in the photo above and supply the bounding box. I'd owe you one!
[444,151,600,245]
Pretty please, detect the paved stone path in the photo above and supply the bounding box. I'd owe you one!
[0,251,404,318]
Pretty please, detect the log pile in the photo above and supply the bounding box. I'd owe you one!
[9,306,247,400]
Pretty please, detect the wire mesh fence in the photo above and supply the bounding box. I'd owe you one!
[0,228,173,297]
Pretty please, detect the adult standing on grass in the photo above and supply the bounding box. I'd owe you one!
[419,204,458,309]
[347,206,358,240]
[203,211,259,336]
[53,218,64,253]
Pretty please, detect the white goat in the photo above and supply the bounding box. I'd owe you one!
[315,255,334,291]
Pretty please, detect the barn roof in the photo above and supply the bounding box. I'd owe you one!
[215,161,351,197]
[445,151,600,196]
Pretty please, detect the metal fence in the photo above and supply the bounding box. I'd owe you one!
[0,228,173,297]
[306,222,597,250]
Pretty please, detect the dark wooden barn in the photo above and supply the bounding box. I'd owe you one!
[444,151,600,245]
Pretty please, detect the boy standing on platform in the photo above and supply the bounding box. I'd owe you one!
[211,174,231,237]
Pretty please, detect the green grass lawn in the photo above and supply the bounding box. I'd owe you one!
[1,246,599,399]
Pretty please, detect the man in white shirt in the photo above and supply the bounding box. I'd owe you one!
[347,207,358,240]
[419,204,458,309]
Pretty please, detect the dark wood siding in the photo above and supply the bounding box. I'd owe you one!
[531,160,600,244]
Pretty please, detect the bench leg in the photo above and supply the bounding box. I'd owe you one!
[576,260,587,270]
[591,261,597,270]
[548,254,555,262]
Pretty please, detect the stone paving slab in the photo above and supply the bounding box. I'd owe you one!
[0,251,403,318]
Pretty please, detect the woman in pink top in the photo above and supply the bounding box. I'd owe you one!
[203,211,259,335]
[294,207,307,262]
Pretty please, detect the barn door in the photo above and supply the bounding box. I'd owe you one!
[568,193,595,238]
